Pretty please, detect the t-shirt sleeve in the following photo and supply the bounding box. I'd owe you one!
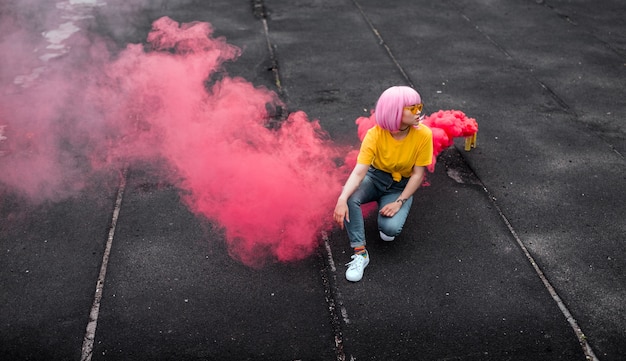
[356,127,377,165]
[415,127,434,167]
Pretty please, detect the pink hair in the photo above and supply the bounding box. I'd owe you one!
[374,86,421,131]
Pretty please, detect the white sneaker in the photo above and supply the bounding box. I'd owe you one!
[345,252,370,282]
[379,231,395,242]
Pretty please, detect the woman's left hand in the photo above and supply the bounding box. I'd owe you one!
[379,201,402,217]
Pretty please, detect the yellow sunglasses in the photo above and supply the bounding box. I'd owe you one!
[404,103,423,114]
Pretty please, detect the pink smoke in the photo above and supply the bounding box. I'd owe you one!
[1,16,349,267]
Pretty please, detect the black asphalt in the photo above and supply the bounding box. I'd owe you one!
[1,0,624,360]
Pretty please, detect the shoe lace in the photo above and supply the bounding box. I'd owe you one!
[345,254,365,269]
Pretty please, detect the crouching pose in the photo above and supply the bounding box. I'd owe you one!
[333,86,433,282]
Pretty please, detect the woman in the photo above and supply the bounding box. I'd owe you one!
[333,86,433,282]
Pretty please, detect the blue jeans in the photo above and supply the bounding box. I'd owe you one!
[345,167,413,248]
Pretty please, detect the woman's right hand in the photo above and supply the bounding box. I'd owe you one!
[333,199,349,230]
[333,163,368,230]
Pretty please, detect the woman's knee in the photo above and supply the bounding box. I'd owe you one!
[378,220,403,237]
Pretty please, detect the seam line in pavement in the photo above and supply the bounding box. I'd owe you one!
[320,232,349,361]
[253,0,285,97]
[80,168,128,361]
[323,232,351,326]
[257,4,349,358]
[458,13,513,60]
[480,185,600,361]
[351,0,415,88]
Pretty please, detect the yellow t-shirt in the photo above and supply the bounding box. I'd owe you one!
[357,124,433,181]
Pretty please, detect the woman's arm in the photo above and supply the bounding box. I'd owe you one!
[333,163,370,229]
[379,165,426,217]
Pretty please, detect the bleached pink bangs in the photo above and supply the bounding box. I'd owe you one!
[374,86,421,131]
